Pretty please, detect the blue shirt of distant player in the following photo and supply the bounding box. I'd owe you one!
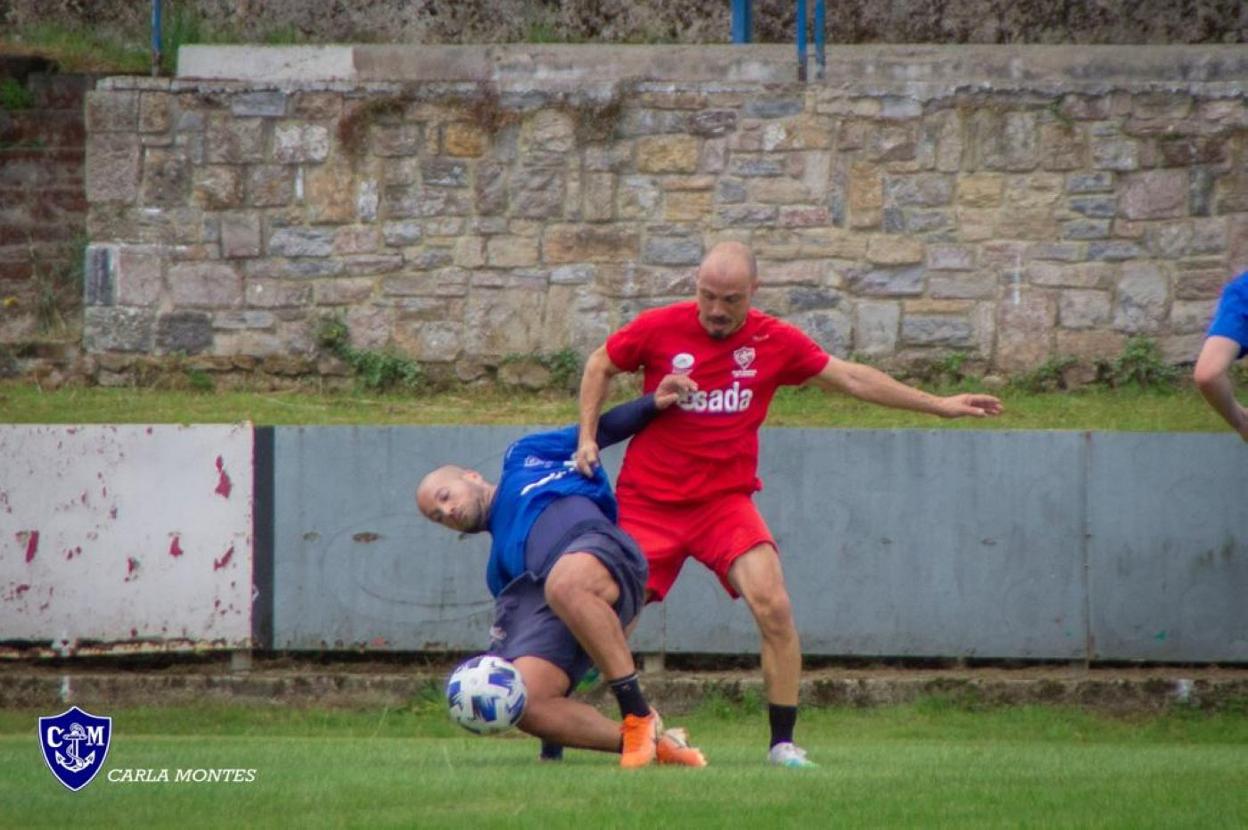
[1208,271,1248,359]
[485,425,616,596]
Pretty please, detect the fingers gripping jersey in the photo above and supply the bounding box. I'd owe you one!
[606,301,829,504]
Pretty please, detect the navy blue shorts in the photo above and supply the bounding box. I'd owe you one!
[488,527,647,688]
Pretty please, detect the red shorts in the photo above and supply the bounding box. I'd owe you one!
[618,492,776,601]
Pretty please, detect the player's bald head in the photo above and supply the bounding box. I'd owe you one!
[416,465,492,533]
[697,241,758,292]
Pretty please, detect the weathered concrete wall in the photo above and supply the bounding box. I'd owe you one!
[0,425,254,650]
[81,45,1248,384]
[3,1,1245,45]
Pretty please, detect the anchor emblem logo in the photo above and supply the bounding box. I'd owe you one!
[39,706,112,791]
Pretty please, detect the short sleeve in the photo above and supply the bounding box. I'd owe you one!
[605,311,655,373]
[774,322,831,386]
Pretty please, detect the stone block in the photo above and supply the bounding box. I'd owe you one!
[1055,329,1126,363]
[333,226,383,255]
[193,166,243,210]
[443,122,487,157]
[139,92,175,133]
[86,133,141,204]
[168,261,243,308]
[114,245,164,306]
[248,165,295,207]
[958,174,1004,207]
[156,311,213,354]
[371,123,424,157]
[642,235,703,266]
[866,235,924,265]
[313,279,376,306]
[220,212,262,259]
[475,163,509,215]
[245,279,313,308]
[1091,138,1138,171]
[306,161,357,223]
[1067,172,1114,193]
[1112,262,1169,334]
[84,307,154,353]
[929,271,997,300]
[885,174,954,208]
[523,110,576,155]
[1058,289,1112,329]
[486,236,540,268]
[269,227,335,258]
[1040,122,1086,171]
[382,221,422,247]
[995,289,1057,372]
[847,264,925,297]
[464,287,547,358]
[581,173,616,222]
[140,147,191,206]
[1120,169,1188,220]
[637,135,700,174]
[786,308,852,357]
[687,110,738,138]
[230,91,287,118]
[205,117,265,164]
[511,166,565,218]
[543,225,640,264]
[1173,266,1230,301]
[901,314,974,347]
[1170,299,1215,334]
[717,204,778,226]
[853,300,900,355]
[927,244,975,271]
[86,90,138,132]
[422,159,469,188]
[273,123,330,164]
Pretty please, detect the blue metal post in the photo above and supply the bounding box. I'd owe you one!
[814,0,826,80]
[796,0,807,81]
[731,0,753,43]
[151,0,163,77]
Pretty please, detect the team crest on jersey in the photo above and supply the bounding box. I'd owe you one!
[671,353,695,374]
[39,706,111,791]
[732,346,757,378]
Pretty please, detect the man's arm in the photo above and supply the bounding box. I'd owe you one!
[575,345,624,475]
[593,374,697,449]
[809,355,1003,418]
[1194,336,1248,441]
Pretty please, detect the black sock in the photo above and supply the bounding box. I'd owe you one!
[608,672,650,719]
[539,740,563,761]
[769,704,798,748]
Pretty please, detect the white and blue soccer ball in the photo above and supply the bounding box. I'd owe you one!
[445,654,527,735]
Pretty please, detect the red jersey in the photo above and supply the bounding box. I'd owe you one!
[605,301,829,504]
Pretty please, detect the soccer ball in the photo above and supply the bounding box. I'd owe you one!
[445,654,527,735]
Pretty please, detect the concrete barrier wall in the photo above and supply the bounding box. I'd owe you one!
[0,425,254,649]
[267,425,1248,662]
[4,424,1243,661]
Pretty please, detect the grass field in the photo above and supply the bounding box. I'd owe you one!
[1,379,1243,433]
[2,698,1246,829]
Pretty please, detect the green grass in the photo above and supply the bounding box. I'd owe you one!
[1,700,1245,828]
[0,378,1242,432]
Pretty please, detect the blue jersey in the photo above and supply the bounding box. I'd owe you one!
[485,426,617,596]
[1208,271,1248,359]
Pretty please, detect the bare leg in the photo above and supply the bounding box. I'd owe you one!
[1194,335,1248,439]
[727,544,801,706]
[514,656,620,752]
[544,552,635,680]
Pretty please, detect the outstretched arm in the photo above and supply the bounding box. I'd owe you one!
[576,346,623,475]
[809,355,1004,418]
[593,374,698,449]
[1194,336,1248,441]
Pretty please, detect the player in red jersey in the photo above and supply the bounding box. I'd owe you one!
[574,241,1003,767]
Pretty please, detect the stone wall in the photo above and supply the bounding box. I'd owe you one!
[81,45,1248,385]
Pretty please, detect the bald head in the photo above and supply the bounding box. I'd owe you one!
[694,241,758,339]
[416,464,493,534]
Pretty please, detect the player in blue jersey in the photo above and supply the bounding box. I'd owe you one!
[1194,271,1248,441]
[415,374,706,768]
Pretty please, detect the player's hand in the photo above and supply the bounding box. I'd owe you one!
[937,393,1004,419]
[574,440,601,476]
[655,373,698,409]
